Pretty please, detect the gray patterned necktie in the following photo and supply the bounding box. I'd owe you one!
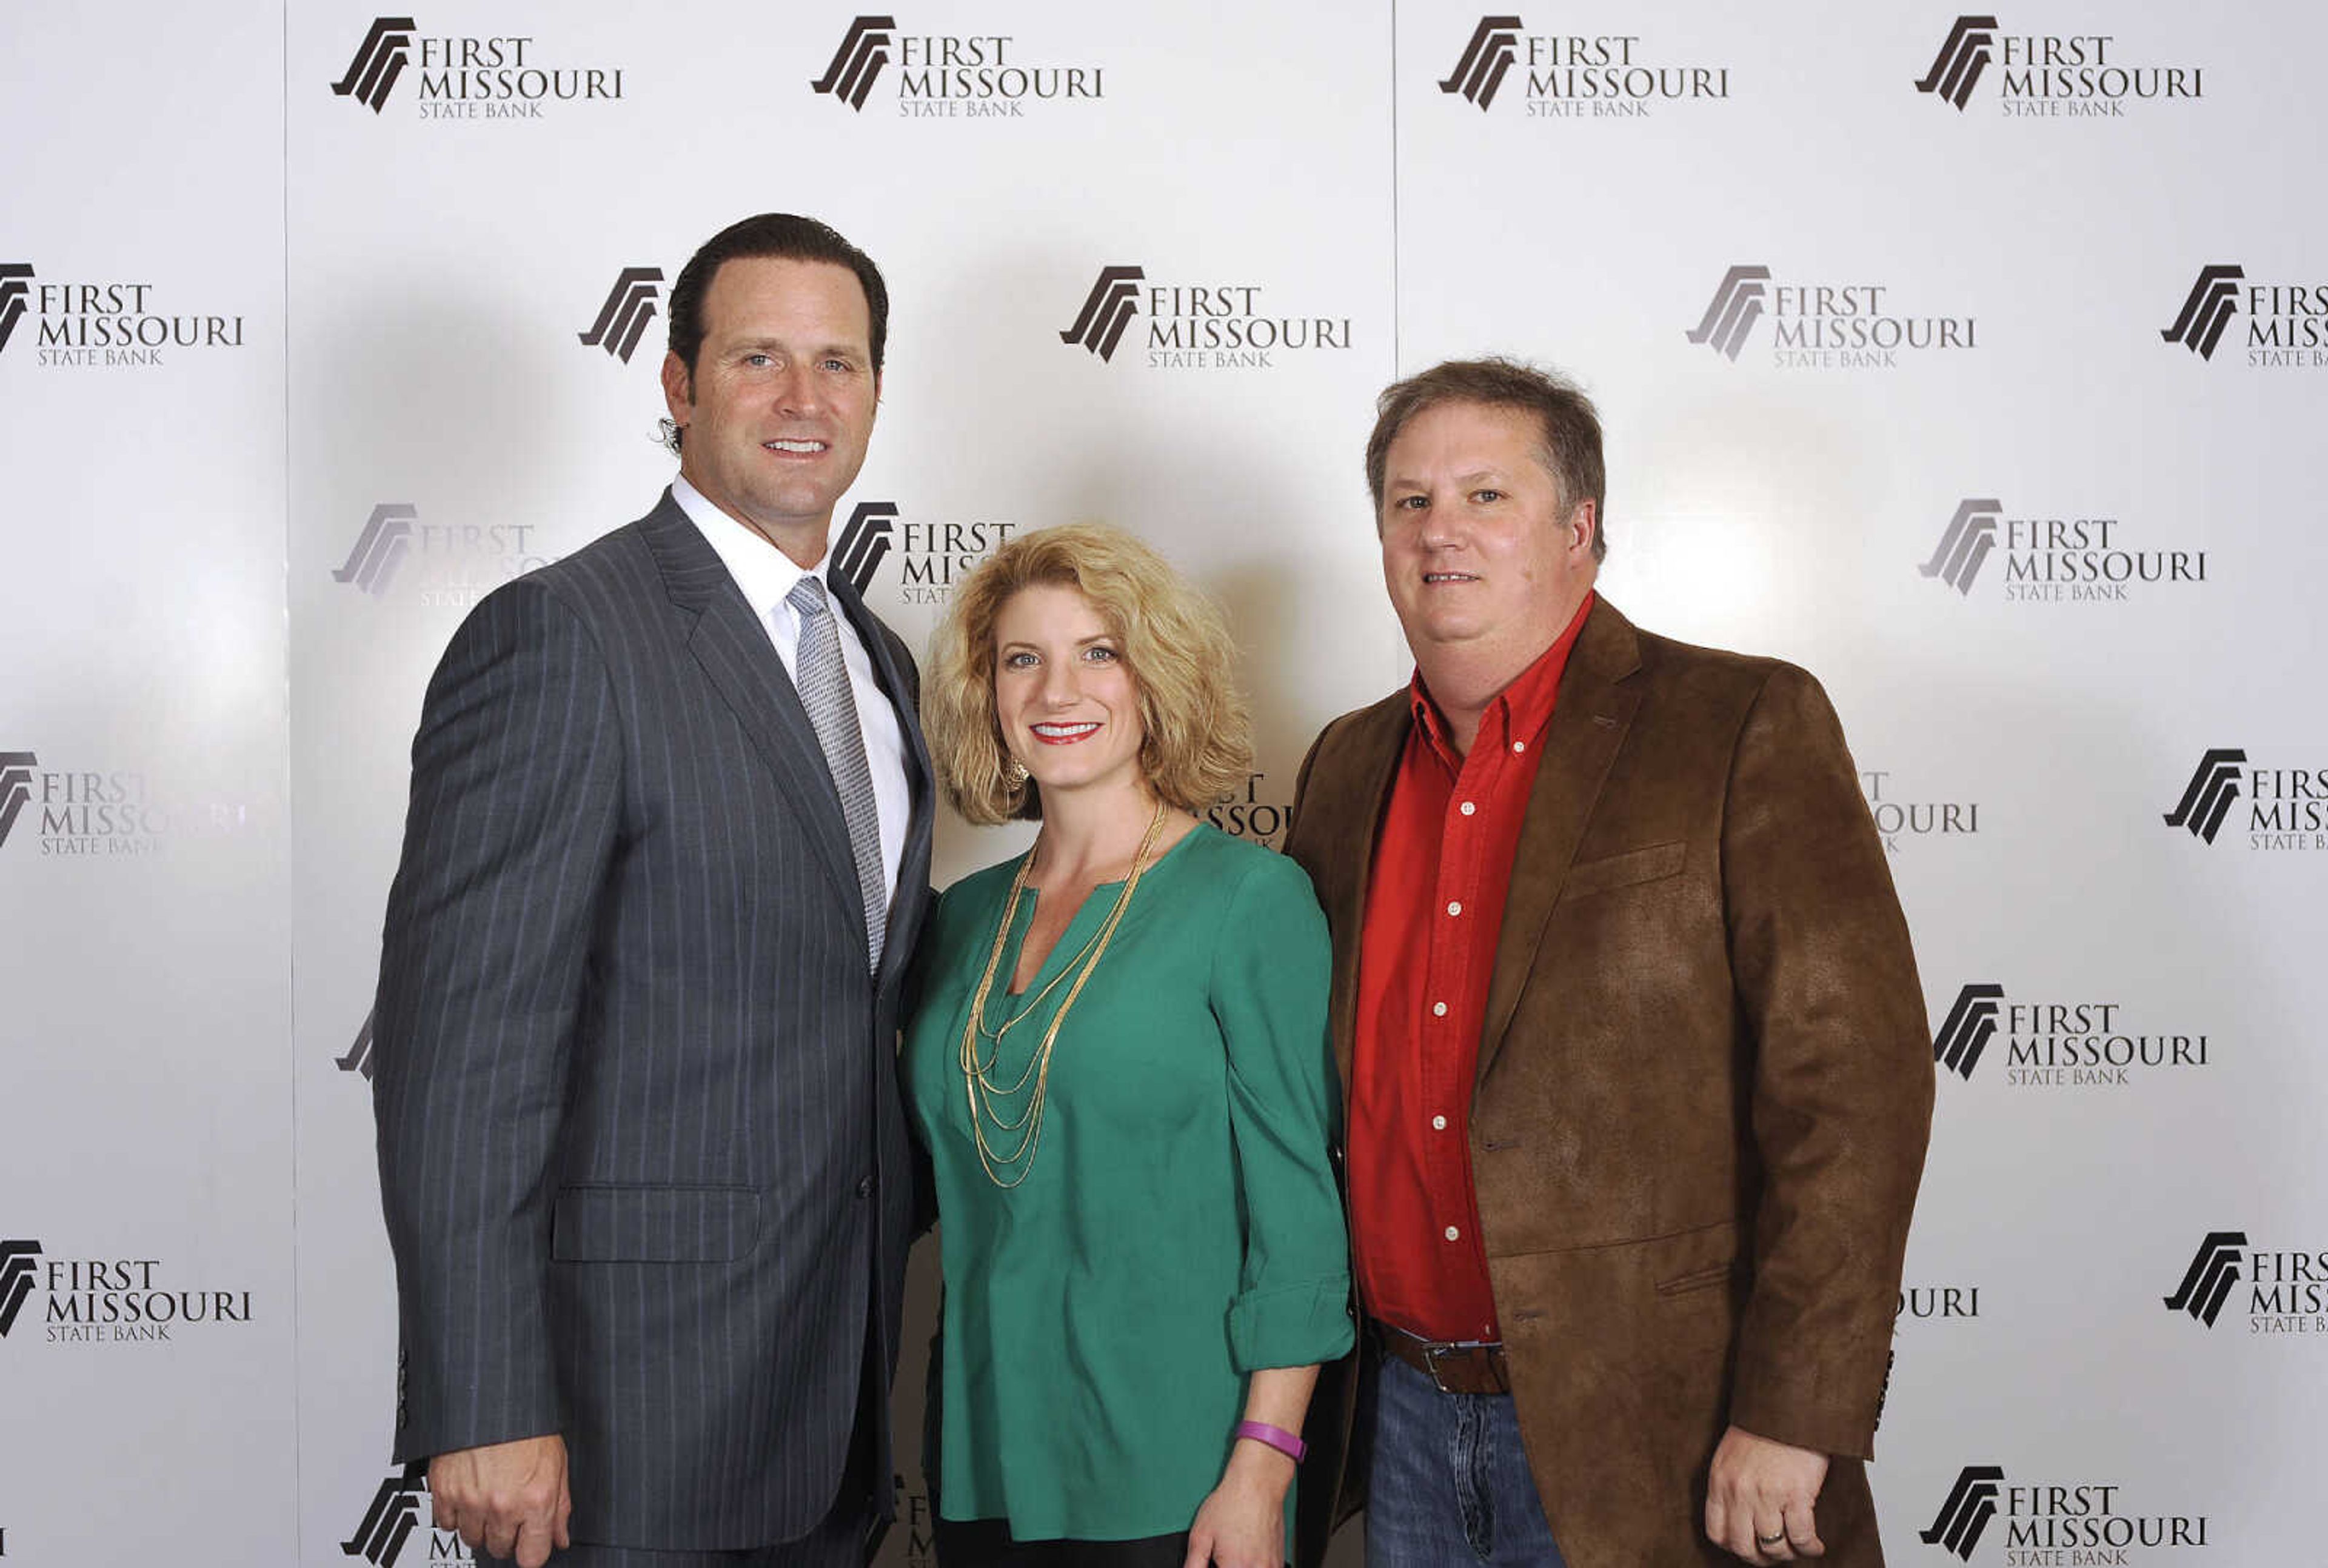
[786,576,887,969]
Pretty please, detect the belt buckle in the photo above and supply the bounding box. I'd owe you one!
[1423,1339,1482,1394]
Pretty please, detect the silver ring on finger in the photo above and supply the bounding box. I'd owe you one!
[1756,1530,1787,1547]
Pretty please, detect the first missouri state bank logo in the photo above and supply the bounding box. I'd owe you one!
[0,264,33,355]
[2166,1230,2328,1335]
[0,1243,255,1345]
[336,1009,378,1079]
[1060,264,1354,371]
[1931,985,2004,1078]
[343,1469,430,1565]
[332,502,549,607]
[2161,265,2242,360]
[1437,14,1728,117]
[1687,264,1975,369]
[328,15,625,119]
[831,500,1016,606]
[1207,773,1291,849]
[0,753,34,850]
[334,505,417,596]
[1918,499,1996,593]
[1442,16,1522,107]
[2164,1233,2247,1328]
[1913,16,2202,116]
[1914,16,1997,108]
[2163,749,2244,844]
[1061,267,1145,362]
[0,752,247,857]
[2159,262,2328,367]
[0,1240,39,1336]
[578,266,663,364]
[1917,496,2206,602]
[1685,266,1769,361]
[0,264,246,369]
[832,501,898,595]
[809,15,1103,117]
[1920,1466,2004,1558]
[331,16,416,111]
[1859,769,1978,855]
[2166,747,2328,851]
[812,16,895,108]
[1930,982,2207,1088]
[1918,1463,2208,1557]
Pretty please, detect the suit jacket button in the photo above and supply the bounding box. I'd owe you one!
[857,1175,875,1198]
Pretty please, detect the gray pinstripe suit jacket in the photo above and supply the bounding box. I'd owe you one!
[372,490,934,1552]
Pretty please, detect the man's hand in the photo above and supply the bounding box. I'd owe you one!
[1705,1425,1828,1564]
[428,1434,571,1568]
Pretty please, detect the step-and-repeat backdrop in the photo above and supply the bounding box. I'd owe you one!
[3,2,2322,1563]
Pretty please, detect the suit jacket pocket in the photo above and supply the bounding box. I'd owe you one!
[1653,1259,1740,1297]
[1559,840,1687,902]
[1644,1216,1741,1298]
[551,1183,760,1263]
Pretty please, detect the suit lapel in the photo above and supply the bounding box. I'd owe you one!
[830,573,935,995]
[638,495,864,925]
[1313,695,1412,1095]
[1474,600,1644,1086]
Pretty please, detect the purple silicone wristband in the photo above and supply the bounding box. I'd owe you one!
[1236,1420,1308,1463]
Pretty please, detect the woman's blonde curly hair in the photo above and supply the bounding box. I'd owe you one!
[923,523,1253,825]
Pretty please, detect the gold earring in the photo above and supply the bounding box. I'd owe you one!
[1004,756,1029,789]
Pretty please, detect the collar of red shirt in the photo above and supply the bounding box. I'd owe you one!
[1406,592,1598,767]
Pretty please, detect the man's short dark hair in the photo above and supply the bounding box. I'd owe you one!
[661,213,889,453]
[1365,358,1608,562]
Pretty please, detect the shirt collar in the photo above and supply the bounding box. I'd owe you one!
[670,475,830,622]
[1408,591,1597,764]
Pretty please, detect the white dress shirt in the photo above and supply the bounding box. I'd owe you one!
[672,476,909,909]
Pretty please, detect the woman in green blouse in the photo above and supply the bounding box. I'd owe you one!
[908,523,1353,1568]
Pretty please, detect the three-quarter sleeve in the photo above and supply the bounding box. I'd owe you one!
[1211,853,1356,1372]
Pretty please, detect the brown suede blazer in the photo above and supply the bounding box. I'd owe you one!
[1285,599,1933,1568]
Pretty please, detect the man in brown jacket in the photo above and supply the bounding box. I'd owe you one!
[1285,359,1932,1567]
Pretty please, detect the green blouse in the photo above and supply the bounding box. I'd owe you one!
[905,824,1354,1541]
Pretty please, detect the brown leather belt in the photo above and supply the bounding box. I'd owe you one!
[1374,1321,1511,1395]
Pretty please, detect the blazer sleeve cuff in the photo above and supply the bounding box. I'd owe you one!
[1725,1370,1882,1463]
[390,1404,565,1467]
[1226,1273,1357,1374]
[389,1335,565,1465]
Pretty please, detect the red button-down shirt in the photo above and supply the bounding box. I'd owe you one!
[1350,594,1594,1343]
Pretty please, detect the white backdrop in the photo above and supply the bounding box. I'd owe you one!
[2,2,2322,1564]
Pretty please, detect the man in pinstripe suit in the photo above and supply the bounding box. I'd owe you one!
[372,214,934,1568]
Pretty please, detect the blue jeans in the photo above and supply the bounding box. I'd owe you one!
[1365,1355,1565,1567]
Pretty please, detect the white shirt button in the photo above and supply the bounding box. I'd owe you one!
[1460,801,1477,816]
[1444,1226,1461,1242]
[1432,1001,1448,1017]
[1431,1115,1448,1131]
[1512,740,1526,753]
[1446,901,1462,917]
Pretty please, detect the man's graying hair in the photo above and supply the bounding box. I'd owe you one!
[1364,358,1608,562]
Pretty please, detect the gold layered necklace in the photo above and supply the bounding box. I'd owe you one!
[958,800,1169,1188]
